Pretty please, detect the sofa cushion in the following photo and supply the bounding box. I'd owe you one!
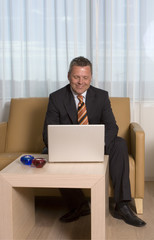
[0,122,7,152]
[5,98,48,153]
[110,98,130,151]
[0,153,22,170]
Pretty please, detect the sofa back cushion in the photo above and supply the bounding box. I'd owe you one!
[5,98,48,153]
[5,97,130,153]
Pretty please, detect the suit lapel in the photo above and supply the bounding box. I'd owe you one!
[86,86,96,123]
[64,85,78,124]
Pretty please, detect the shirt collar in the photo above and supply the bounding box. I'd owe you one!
[70,86,87,99]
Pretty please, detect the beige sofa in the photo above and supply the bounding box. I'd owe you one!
[0,97,145,214]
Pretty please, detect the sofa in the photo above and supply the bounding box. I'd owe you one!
[0,97,145,214]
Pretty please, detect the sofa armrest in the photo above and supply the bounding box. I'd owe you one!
[130,122,145,198]
[0,122,7,153]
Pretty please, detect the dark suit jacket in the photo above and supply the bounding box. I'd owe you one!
[43,84,118,150]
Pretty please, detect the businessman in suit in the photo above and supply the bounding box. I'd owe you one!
[43,56,146,227]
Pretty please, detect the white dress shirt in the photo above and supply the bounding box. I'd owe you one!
[70,87,87,110]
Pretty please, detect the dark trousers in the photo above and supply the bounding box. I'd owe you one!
[59,136,131,209]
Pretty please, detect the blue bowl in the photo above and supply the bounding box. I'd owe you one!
[20,155,34,165]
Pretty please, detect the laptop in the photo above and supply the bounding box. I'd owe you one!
[48,124,105,163]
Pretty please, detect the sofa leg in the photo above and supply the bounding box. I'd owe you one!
[134,198,143,214]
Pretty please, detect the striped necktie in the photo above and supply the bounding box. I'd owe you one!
[77,95,89,125]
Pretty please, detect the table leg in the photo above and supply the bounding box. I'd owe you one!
[0,176,13,239]
[0,176,35,240]
[91,170,109,240]
[12,188,35,239]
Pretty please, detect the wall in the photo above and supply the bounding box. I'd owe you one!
[130,102,154,181]
[140,102,154,181]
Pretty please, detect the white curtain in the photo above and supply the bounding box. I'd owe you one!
[0,0,154,122]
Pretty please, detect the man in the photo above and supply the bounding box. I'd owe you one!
[43,56,146,227]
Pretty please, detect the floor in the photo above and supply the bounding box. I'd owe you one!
[26,182,154,240]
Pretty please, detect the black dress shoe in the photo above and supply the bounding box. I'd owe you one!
[114,203,146,227]
[59,203,90,222]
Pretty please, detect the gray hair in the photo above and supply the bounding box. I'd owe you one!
[68,56,92,74]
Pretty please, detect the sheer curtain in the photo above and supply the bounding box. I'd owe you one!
[0,0,154,122]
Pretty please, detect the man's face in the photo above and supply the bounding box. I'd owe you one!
[68,65,92,95]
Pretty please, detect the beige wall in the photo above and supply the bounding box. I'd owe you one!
[130,102,154,181]
[141,103,154,181]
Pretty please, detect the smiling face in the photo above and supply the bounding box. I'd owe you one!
[68,65,92,95]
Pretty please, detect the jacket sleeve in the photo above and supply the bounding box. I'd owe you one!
[43,93,60,147]
[100,92,119,149]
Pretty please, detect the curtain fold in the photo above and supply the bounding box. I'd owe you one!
[0,0,154,122]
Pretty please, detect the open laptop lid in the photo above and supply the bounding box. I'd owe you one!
[48,125,104,163]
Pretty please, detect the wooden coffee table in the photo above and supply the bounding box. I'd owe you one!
[0,154,109,240]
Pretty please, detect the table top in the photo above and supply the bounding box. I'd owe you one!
[0,154,108,189]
